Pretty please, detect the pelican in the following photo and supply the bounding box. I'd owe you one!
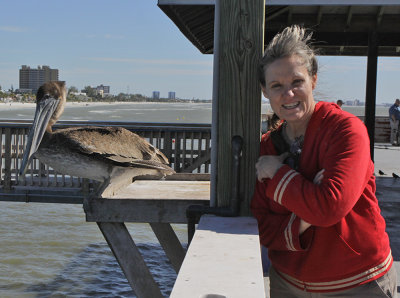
[19,81,175,197]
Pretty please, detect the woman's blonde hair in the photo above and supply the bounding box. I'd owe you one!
[258,25,318,87]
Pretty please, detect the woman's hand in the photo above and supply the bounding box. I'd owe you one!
[299,219,312,234]
[256,152,289,181]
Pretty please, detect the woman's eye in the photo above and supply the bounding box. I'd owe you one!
[271,84,281,89]
[293,79,303,86]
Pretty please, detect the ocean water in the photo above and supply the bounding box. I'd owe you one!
[0,101,390,298]
[0,101,390,123]
[0,102,208,298]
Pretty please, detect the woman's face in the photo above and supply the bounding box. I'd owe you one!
[261,55,317,126]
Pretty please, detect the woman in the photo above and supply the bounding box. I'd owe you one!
[251,25,397,297]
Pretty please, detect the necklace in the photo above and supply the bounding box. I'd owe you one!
[282,122,304,152]
[282,122,304,170]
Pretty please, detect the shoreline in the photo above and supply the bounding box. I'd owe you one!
[0,101,212,111]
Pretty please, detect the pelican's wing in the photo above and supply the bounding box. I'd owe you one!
[51,126,171,169]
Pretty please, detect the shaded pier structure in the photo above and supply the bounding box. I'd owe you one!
[158,1,400,297]
[1,1,400,297]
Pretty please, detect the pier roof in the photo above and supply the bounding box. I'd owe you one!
[158,0,400,56]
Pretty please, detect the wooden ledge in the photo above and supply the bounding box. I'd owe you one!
[85,180,210,223]
[170,215,265,298]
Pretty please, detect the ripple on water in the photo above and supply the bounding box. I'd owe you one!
[0,202,185,297]
[20,242,178,297]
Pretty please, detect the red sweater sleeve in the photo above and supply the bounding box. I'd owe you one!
[265,115,373,227]
[250,132,313,251]
[251,180,313,251]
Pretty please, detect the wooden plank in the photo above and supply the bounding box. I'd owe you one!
[170,215,265,298]
[97,222,163,298]
[150,222,186,273]
[4,128,12,191]
[85,180,210,223]
[215,0,265,214]
[181,151,210,173]
[86,198,208,223]
[0,193,83,204]
[106,180,210,199]
[0,128,3,183]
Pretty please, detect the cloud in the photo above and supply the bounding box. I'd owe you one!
[0,26,26,32]
[85,57,213,67]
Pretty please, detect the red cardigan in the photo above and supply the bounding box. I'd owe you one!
[251,101,392,292]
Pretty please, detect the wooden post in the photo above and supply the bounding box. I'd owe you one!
[214,0,265,214]
[4,128,12,191]
[150,222,186,273]
[97,222,163,298]
[364,31,378,161]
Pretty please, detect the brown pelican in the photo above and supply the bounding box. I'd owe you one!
[19,81,174,197]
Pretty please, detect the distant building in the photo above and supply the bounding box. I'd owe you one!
[95,84,110,96]
[345,100,354,106]
[168,91,176,100]
[152,91,160,100]
[15,88,33,94]
[19,65,59,94]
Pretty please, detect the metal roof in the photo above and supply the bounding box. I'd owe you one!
[158,1,400,56]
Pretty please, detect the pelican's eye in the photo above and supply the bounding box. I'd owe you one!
[43,94,51,100]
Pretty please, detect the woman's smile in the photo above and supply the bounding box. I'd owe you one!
[282,102,300,110]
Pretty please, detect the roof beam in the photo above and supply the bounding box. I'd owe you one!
[267,6,290,20]
[287,6,293,24]
[316,6,323,25]
[345,6,353,30]
[376,6,385,26]
[159,0,398,4]
[266,0,399,5]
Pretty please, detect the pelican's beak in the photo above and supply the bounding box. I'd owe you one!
[19,97,59,176]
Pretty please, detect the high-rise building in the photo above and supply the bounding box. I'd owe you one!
[19,65,59,93]
[168,91,176,100]
[95,84,110,95]
[152,91,160,99]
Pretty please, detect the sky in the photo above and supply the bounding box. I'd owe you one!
[0,0,399,104]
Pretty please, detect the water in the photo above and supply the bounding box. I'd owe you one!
[0,101,390,298]
[0,101,390,123]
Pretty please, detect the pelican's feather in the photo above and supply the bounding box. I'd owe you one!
[41,126,171,171]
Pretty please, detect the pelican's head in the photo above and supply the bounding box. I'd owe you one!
[36,81,67,132]
[19,81,67,176]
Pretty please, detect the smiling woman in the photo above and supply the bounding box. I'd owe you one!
[252,25,397,298]
[261,55,316,139]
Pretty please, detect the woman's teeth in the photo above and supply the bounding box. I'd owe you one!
[283,102,300,109]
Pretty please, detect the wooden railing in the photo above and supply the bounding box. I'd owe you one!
[0,116,390,199]
[0,120,211,196]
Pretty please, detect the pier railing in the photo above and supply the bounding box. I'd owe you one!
[0,120,211,199]
[0,116,390,200]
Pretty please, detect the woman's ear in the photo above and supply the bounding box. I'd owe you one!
[261,84,268,98]
[311,74,318,90]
